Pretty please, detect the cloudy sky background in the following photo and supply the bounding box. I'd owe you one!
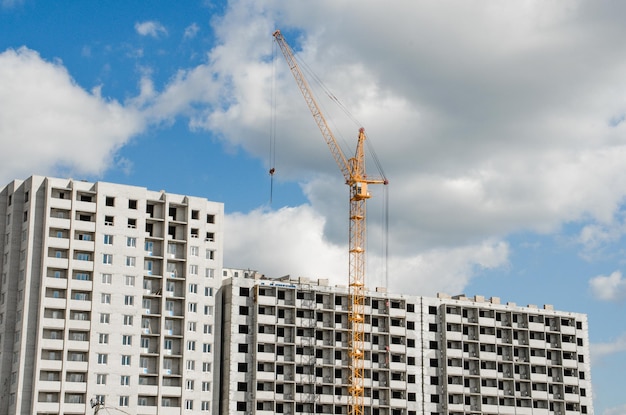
[1,1,625,412]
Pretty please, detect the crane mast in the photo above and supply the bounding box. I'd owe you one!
[273,29,387,415]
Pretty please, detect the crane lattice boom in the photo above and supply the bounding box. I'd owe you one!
[273,29,387,415]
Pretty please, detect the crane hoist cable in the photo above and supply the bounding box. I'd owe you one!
[268,37,278,204]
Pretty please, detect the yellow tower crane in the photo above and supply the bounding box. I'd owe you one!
[273,29,387,415]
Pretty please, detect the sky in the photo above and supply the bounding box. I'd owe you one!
[1,0,625,413]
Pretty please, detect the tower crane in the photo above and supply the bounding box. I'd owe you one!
[273,30,388,415]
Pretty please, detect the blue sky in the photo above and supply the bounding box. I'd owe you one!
[1,1,626,413]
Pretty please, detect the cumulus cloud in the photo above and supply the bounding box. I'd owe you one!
[132,0,626,290]
[2,0,22,8]
[589,271,626,302]
[224,205,509,295]
[184,23,200,39]
[8,0,626,297]
[176,0,626,250]
[592,332,626,362]
[135,20,168,38]
[602,404,626,415]
[0,47,144,183]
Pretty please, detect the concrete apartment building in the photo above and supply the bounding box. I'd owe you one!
[219,271,594,415]
[0,176,223,415]
[1,176,594,415]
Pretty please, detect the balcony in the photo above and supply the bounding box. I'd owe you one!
[47,216,71,229]
[68,300,91,311]
[43,297,66,309]
[46,257,69,269]
[138,385,159,396]
[37,380,61,392]
[35,402,60,413]
[72,239,94,251]
[64,381,87,393]
[160,386,182,396]
[39,360,63,371]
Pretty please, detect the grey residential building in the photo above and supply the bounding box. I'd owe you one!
[0,176,223,414]
[218,270,593,415]
[0,176,594,415]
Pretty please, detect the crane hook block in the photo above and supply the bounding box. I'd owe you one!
[269,168,275,176]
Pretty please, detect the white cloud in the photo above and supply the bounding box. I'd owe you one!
[224,205,345,281]
[589,271,626,302]
[224,205,509,295]
[184,23,200,39]
[9,0,626,298]
[602,403,626,415]
[135,20,168,38]
[129,0,626,291]
[179,0,626,251]
[592,332,626,362]
[385,240,510,296]
[0,47,144,184]
[1,0,23,8]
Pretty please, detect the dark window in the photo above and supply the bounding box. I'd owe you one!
[239,306,249,316]
[239,287,249,297]
[238,344,248,353]
[105,197,114,207]
[207,214,215,224]
[429,306,437,315]
[237,363,247,372]
[236,402,246,411]
[429,323,438,332]
[237,382,247,391]
[191,210,199,219]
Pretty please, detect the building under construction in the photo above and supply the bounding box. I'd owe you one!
[218,269,594,415]
[0,176,594,415]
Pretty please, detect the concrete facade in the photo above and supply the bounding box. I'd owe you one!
[219,272,594,415]
[0,176,223,414]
